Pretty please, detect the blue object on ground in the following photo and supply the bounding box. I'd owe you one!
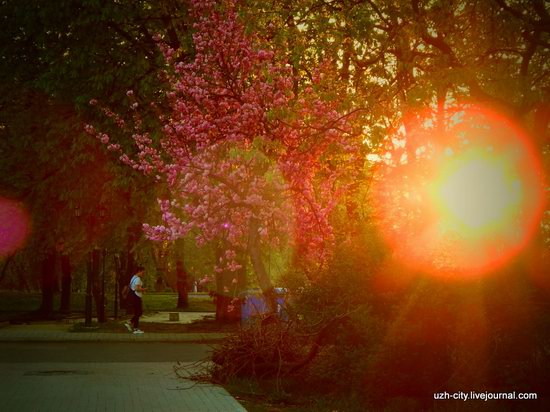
[240,288,287,323]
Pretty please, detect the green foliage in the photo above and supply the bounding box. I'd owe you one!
[214,206,550,409]
[0,291,215,320]
[0,0,194,279]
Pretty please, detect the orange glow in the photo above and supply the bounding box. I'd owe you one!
[371,105,545,279]
[0,198,31,257]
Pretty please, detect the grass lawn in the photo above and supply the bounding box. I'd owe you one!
[222,378,365,412]
[142,292,215,312]
[222,379,316,412]
[0,291,215,321]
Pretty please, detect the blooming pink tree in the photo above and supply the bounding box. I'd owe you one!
[88,0,360,311]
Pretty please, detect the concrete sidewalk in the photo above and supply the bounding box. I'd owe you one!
[0,313,247,411]
[0,362,246,411]
[0,311,229,342]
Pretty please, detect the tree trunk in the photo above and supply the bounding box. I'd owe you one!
[215,293,241,322]
[248,219,277,313]
[11,259,30,291]
[113,253,124,319]
[213,243,243,322]
[0,255,13,286]
[176,259,189,309]
[123,226,139,313]
[59,253,72,313]
[526,103,550,292]
[91,249,106,322]
[39,250,56,318]
[17,265,31,292]
[340,37,352,83]
[214,270,241,322]
[533,104,550,149]
[151,245,168,292]
[235,252,247,291]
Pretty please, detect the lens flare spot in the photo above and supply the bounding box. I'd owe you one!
[370,105,545,279]
[433,149,522,234]
[0,198,31,257]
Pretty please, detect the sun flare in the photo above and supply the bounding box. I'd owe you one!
[432,149,522,237]
[371,105,545,279]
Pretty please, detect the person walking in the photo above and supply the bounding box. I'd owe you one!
[125,266,147,334]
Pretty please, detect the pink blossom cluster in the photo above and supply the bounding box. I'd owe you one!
[199,275,213,286]
[91,0,361,276]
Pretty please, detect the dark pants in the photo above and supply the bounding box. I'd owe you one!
[131,291,143,329]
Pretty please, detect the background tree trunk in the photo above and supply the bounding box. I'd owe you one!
[214,271,241,323]
[212,242,242,322]
[91,249,106,322]
[59,253,71,313]
[114,253,124,317]
[176,259,189,309]
[215,293,241,322]
[0,255,13,286]
[248,219,277,312]
[39,250,56,318]
[151,245,166,291]
[123,226,139,313]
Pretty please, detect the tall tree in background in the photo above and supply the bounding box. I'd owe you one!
[242,0,550,258]
[2,0,547,317]
[0,0,192,314]
[90,0,363,312]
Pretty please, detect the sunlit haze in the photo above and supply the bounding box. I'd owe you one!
[371,105,545,278]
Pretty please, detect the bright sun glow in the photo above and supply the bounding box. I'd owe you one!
[433,149,522,236]
[371,105,545,279]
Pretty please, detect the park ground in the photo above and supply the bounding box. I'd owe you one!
[3,291,548,411]
[0,291,318,411]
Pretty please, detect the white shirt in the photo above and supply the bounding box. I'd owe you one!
[130,275,143,298]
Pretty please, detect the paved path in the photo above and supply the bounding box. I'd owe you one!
[140,311,215,324]
[0,324,228,343]
[0,342,212,363]
[0,362,246,412]
[0,321,247,411]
